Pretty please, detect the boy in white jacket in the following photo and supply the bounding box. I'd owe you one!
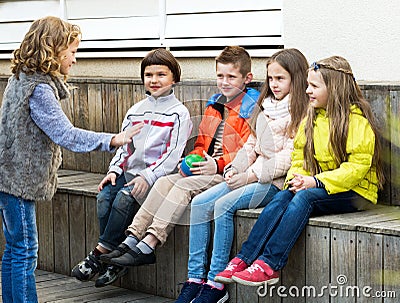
[72,48,192,287]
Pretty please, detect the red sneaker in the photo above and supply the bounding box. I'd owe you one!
[232,259,279,286]
[215,257,248,284]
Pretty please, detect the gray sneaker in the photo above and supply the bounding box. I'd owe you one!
[95,264,128,287]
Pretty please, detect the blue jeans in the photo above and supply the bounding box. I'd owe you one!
[0,192,38,303]
[188,181,279,281]
[237,188,367,270]
[97,173,140,250]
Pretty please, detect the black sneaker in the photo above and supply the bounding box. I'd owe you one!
[191,283,229,303]
[95,264,128,287]
[100,243,131,263]
[71,251,103,281]
[175,281,203,303]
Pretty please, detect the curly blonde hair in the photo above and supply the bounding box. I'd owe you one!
[11,16,81,80]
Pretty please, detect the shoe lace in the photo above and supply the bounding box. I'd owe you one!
[246,263,264,274]
[225,261,237,272]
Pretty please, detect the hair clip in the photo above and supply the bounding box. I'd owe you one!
[310,62,320,71]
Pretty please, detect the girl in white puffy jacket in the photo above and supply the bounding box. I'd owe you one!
[176,48,310,303]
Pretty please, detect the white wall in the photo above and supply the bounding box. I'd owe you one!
[283,0,400,82]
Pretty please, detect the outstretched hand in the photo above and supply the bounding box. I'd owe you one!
[110,122,144,147]
[190,151,218,175]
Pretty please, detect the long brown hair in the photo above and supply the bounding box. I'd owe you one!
[11,16,81,80]
[250,48,309,137]
[304,56,384,188]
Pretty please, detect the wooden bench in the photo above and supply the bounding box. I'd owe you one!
[23,169,399,302]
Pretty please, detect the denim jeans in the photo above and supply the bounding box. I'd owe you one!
[97,173,140,250]
[187,181,280,281]
[0,191,38,303]
[237,188,367,270]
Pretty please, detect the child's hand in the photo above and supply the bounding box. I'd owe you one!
[125,175,149,200]
[224,168,238,181]
[111,122,144,147]
[288,173,316,193]
[227,171,257,190]
[190,151,217,175]
[98,172,118,191]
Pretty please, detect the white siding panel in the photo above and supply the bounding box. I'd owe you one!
[79,39,162,49]
[76,17,159,41]
[164,37,283,48]
[0,0,60,22]
[0,22,32,43]
[165,11,282,38]
[66,0,159,19]
[166,0,282,14]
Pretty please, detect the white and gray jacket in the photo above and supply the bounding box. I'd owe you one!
[108,91,192,186]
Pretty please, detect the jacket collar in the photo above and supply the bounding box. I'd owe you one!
[206,87,260,118]
[146,89,175,103]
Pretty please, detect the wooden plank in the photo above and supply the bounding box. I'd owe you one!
[36,199,55,272]
[156,228,175,298]
[0,267,173,302]
[307,206,400,231]
[281,230,306,303]
[166,0,282,14]
[182,84,203,155]
[72,82,91,171]
[60,83,76,171]
[68,194,87,271]
[165,11,282,39]
[383,235,400,303]
[0,78,8,106]
[53,192,70,275]
[85,195,100,252]
[102,83,120,172]
[364,87,391,205]
[356,232,383,303]
[305,225,330,302]
[390,89,400,206]
[174,224,189,298]
[87,83,106,173]
[235,215,260,303]
[331,229,356,303]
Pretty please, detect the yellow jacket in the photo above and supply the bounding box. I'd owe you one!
[285,105,378,203]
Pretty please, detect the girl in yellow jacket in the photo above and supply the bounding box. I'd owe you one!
[217,55,384,287]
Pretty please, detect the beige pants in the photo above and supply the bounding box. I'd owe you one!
[126,173,224,245]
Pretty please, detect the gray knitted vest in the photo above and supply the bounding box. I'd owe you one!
[0,72,68,201]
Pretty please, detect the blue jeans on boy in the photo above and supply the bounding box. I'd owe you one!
[97,173,140,250]
[237,188,368,270]
[0,191,38,303]
[188,181,280,281]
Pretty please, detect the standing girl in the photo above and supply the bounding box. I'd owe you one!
[0,16,141,303]
[175,48,309,303]
[218,56,384,287]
